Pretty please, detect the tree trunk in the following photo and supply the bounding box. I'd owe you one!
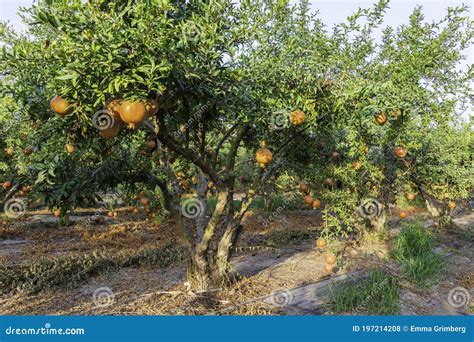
[216,223,243,279]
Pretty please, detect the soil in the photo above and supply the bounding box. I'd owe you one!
[0,206,472,316]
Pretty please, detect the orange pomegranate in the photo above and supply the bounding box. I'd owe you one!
[312,199,321,209]
[290,109,305,125]
[399,211,408,218]
[2,181,12,190]
[303,195,314,205]
[100,122,121,139]
[324,264,334,272]
[65,143,75,154]
[405,192,415,201]
[255,148,273,168]
[5,147,14,156]
[351,161,361,170]
[325,254,337,265]
[394,147,407,158]
[447,201,456,210]
[316,238,326,248]
[53,209,61,217]
[140,197,149,206]
[119,100,147,129]
[299,182,309,193]
[50,96,73,116]
[374,112,388,126]
[106,99,123,122]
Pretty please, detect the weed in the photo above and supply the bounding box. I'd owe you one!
[391,222,447,287]
[330,270,399,315]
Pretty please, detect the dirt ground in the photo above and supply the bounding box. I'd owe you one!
[0,206,472,316]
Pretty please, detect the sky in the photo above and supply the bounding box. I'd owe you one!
[0,0,472,66]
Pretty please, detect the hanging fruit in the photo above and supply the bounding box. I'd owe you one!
[106,99,123,122]
[394,146,407,158]
[374,112,388,126]
[145,99,159,117]
[50,96,73,116]
[256,142,273,168]
[119,100,146,129]
[65,143,75,154]
[5,147,14,156]
[290,109,305,125]
[100,122,122,139]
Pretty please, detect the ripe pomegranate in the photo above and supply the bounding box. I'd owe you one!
[65,143,75,154]
[106,99,123,121]
[23,146,33,156]
[146,138,157,150]
[132,207,140,214]
[331,151,342,161]
[119,100,146,129]
[374,112,388,126]
[290,109,305,125]
[303,195,314,205]
[405,192,415,201]
[325,254,337,265]
[100,122,121,139]
[299,182,309,193]
[140,197,149,206]
[351,161,361,170]
[53,209,61,217]
[391,108,401,119]
[312,199,321,209]
[394,147,407,158]
[316,238,326,248]
[145,99,159,117]
[2,181,12,190]
[447,201,456,210]
[256,148,273,168]
[399,211,408,218]
[324,264,334,272]
[50,96,72,116]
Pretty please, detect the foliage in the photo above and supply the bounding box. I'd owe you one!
[0,0,472,288]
